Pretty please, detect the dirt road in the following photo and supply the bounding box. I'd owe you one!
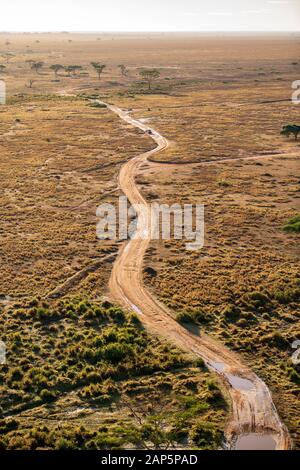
[101,101,291,450]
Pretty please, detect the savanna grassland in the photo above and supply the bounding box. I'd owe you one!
[0,93,154,298]
[0,32,299,449]
[0,298,227,450]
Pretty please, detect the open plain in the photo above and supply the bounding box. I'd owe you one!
[0,32,299,450]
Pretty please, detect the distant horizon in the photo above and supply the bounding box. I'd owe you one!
[1,30,300,34]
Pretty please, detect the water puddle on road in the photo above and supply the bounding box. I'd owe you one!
[210,362,226,373]
[227,374,255,391]
[235,434,277,450]
[131,303,144,316]
[209,363,255,391]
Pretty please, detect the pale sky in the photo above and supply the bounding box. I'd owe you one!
[1,0,300,32]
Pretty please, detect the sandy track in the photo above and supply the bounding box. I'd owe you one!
[101,101,291,450]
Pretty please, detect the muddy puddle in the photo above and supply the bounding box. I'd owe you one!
[210,362,255,391]
[210,361,226,373]
[227,374,255,391]
[235,433,277,450]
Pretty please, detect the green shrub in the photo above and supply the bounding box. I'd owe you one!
[54,437,77,450]
[176,309,211,326]
[102,343,133,363]
[247,291,270,307]
[0,419,19,434]
[190,421,223,449]
[273,288,300,305]
[78,301,88,314]
[36,307,50,320]
[262,331,289,350]
[128,313,141,326]
[195,357,207,370]
[206,379,218,391]
[222,305,240,322]
[40,389,56,403]
[176,311,193,324]
[217,179,231,187]
[283,215,300,233]
[108,307,126,324]
[289,369,300,385]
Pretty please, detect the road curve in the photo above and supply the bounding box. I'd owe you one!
[100,101,291,450]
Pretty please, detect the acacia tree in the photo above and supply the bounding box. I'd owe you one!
[118,64,128,77]
[91,62,106,80]
[50,64,64,78]
[0,65,6,74]
[65,65,82,77]
[281,124,300,141]
[31,61,44,74]
[26,79,35,89]
[139,68,160,91]
[2,53,14,64]
[119,394,178,449]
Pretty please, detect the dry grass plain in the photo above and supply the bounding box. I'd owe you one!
[0,32,299,449]
[0,93,154,298]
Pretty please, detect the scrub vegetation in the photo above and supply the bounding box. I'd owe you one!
[0,32,299,449]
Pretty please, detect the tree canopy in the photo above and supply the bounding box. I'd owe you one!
[91,62,106,80]
[281,124,300,141]
[50,64,64,77]
[139,68,160,91]
[31,61,44,74]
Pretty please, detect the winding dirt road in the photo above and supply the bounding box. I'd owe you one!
[101,101,291,450]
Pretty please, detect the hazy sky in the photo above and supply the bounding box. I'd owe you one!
[1,0,300,32]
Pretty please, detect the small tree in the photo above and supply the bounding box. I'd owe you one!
[2,53,14,64]
[65,65,82,77]
[118,64,128,77]
[91,62,106,80]
[50,64,64,78]
[26,79,35,89]
[281,124,300,141]
[31,61,44,74]
[139,68,160,91]
[0,65,6,74]
[65,65,72,77]
[119,394,178,449]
